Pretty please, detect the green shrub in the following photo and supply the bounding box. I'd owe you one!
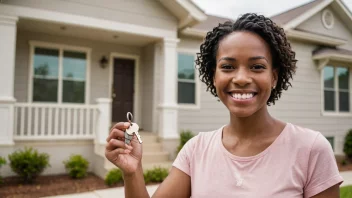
[8,147,50,183]
[63,154,89,179]
[0,156,6,184]
[177,130,194,153]
[143,167,169,184]
[105,168,123,186]
[343,129,352,160]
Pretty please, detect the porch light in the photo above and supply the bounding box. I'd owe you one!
[100,56,108,69]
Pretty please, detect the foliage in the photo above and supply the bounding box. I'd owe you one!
[8,147,50,183]
[177,130,194,153]
[343,129,352,160]
[0,156,6,184]
[143,167,169,184]
[340,185,352,198]
[63,154,89,179]
[105,168,123,186]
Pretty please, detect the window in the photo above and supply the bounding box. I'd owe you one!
[30,42,89,104]
[177,53,196,105]
[323,66,350,113]
[326,136,334,151]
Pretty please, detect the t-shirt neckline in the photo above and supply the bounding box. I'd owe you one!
[218,123,291,161]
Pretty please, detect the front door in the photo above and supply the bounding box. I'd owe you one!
[112,58,135,123]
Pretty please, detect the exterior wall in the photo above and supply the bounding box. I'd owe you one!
[177,36,229,134]
[15,29,141,104]
[2,0,177,31]
[0,141,94,177]
[296,5,352,50]
[140,44,155,132]
[268,40,352,155]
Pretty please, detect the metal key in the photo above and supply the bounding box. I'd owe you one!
[125,112,143,144]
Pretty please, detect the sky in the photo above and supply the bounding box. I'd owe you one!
[192,0,352,19]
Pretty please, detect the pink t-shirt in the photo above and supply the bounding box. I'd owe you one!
[173,123,343,198]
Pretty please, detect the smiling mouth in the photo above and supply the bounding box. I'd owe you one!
[228,92,257,100]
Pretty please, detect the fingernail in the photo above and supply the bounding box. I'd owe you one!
[124,122,129,127]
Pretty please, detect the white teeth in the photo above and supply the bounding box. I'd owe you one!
[231,93,254,99]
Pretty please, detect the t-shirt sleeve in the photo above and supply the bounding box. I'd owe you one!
[304,133,344,198]
[172,135,199,176]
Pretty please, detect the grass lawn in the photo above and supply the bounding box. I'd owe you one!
[341,185,352,198]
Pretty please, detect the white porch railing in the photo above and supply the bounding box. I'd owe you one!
[14,103,99,140]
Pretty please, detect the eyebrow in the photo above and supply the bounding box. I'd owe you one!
[217,56,268,63]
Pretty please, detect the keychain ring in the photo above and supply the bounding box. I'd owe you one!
[126,112,133,123]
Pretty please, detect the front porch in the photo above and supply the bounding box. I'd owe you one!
[0,4,180,178]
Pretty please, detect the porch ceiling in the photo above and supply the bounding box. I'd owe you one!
[17,18,159,47]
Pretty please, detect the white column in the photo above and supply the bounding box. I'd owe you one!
[0,15,18,145]
[158,38,180,139]
[96,98,112,145]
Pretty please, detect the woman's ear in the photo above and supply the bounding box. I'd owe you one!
[272,68,278,88]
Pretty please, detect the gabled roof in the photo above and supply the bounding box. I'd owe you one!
[182,0,352,47]
[271,0,325,26]
[271,0,352,31]
[190,15,232,32]
[158,0,207,30]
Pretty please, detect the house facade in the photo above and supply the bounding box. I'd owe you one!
[0,0,351,178]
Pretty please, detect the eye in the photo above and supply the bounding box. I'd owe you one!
[251,64,266,70]
[221,64,234,70]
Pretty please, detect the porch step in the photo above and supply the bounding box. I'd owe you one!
[143,143,163,152]
[142,152,170,163]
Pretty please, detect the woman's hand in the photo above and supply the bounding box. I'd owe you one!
[105,122,143,175]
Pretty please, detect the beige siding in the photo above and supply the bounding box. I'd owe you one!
[3,0,177,31]
[177,36,229,133]
[140,44,155,131]
[296,5,352,50]
[178,36,203,50]
[268,41,352,155]
[15,29,141,104]
[178,85,228,133]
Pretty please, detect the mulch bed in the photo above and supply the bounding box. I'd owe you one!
[0,173,122,198]
[338,161,352,172]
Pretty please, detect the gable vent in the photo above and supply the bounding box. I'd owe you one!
[322,9,334,29]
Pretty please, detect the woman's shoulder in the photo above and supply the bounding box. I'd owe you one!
[285,123,331,151]
[185,126,223,148]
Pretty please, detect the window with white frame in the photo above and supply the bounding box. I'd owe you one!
[31,44,88,103]
[177,52,196,104]
[323,66,350,112]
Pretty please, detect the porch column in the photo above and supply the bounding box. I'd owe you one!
[158,38,180,139]
[0,15,18,145]
[96,98,112,145]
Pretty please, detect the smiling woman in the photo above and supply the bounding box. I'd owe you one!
[105,13,343,198]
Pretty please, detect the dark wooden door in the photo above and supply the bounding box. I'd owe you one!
[112,58,135,122]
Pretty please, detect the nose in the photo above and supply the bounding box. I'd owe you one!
[231,67,252,87]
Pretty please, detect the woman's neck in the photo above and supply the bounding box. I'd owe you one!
[226,106,277,140]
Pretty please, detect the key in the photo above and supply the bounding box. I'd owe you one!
[124,112,142,144]
[125,123,143,144]
[134,130,143,144]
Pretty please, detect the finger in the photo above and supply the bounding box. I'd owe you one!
[110,122,130,131]
[105,148,130,158]
[106,128,125,142]
[106,139,127,151]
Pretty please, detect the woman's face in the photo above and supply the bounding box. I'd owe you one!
[214,31,277,118]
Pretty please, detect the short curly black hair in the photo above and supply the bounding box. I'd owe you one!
[196,13,297,105]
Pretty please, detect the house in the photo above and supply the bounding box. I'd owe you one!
[0,0,351,179]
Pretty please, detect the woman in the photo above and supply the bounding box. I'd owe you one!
[105,13,343,197]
